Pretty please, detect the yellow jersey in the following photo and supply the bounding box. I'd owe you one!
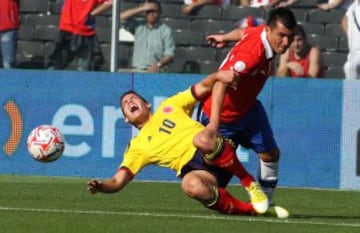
[120,88,204,176]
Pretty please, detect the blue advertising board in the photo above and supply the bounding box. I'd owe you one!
[0,69,349,189]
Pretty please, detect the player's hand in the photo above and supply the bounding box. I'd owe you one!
[206,35,227,48]
[87,179,102,194]
[141,2,159,12]
[182,5,194,15]
[147,63,160,73]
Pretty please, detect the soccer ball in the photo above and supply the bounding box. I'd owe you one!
[27,125,65,162]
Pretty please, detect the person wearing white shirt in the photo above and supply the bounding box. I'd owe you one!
[342,0,360,79]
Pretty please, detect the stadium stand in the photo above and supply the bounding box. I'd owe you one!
[179,5,223,19]
[15,0,348,78]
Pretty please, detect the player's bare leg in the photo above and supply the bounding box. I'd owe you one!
[182,170,255,215]
[193,129,269,213]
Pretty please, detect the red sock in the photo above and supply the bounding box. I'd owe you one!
[208,187,255,215]
[212,140,254,187]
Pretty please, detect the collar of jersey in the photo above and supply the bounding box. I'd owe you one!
[260,28,274,59]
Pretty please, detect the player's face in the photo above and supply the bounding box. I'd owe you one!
[121,93,151,126]
[266,21,295,54]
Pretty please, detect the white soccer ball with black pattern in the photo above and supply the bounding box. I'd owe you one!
[27,125,65,162]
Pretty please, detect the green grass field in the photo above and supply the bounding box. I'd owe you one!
[0,175,359,233]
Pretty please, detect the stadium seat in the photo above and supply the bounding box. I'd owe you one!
[49,0,62,14]
[179,5,223,19]
[120,1,138,11]
[307,9,346,24]
[17,41,45,68]
[161,3,180,17]
[292,0,319,8]
[291,8,308,23]
[175,46,217,61]
[307,34,338,51]
[168,59,201,73]
[95,16,109,28]
[20,0,50,14]
[299,22,324,35]
[23,14,60,26]
[338,36,348,52]
[324,23,346,37]
[191,19,235,35]
[198,60,221,74]
[325,65,345,79]
[34,25,58,41]
[221,6,264,21]
[162,17,191,30]
[96,28,112,43]
[321,51,347,68]
[18,25,34,41]
[217,47,231,61]
[173,29,203,46]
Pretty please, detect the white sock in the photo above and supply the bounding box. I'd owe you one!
[258,160,279,203]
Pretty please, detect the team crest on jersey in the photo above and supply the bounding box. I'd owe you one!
[234,61,246,73]
[162,106,173,113]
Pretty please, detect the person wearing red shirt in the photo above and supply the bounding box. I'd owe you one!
[276,25,323,78]
[47,0,112,71]
[194,8,297,204]
[0,0,20,68]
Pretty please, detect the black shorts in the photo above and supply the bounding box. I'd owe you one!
[179,150,233,188]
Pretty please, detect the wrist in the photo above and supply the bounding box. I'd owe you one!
[156,62,162,68]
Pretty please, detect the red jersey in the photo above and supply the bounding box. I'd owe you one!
[59,0,111,36]
[0,0,20,32]
[202,25,274,123]
[288,48,323,78]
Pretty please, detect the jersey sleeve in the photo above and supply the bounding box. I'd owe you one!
[219,27,264,76]
[119,141,150,176]
[165,88,197,116]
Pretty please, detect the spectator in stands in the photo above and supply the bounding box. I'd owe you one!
[0,0,20,69]
[47,0,112,71]
[120,0,175,73]
[318,0,353,11]
[342,0,360,79]
[276,25,323,78]
[182,0,230,15]
[240,0,298,8]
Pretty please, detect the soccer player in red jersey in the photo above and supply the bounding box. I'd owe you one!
[47,0,112,71]
[196,8,297,203]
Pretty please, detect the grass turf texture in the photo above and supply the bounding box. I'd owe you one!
[0,175,359,233]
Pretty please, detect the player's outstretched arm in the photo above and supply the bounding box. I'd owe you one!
[193,70,237,99]
[87,168,132,194]
[206,28,244,48]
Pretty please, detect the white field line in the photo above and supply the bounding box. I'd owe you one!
[0,206,359,228]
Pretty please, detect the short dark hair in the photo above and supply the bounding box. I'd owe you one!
[120,90,149,114]
[267,7,297,31]
[293,25,307,39]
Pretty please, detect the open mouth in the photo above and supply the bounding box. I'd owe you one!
[130,105,138,113]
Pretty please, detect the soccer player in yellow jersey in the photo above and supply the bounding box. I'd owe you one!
[87,71,289,218]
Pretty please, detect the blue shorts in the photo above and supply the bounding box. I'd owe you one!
[180,150,233,188]
[198,100,278,153]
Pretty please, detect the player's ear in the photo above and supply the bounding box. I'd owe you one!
[124,115,129,123]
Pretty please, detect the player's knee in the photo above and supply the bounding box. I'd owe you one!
[193,132,214,154]
[259,148,280,162]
